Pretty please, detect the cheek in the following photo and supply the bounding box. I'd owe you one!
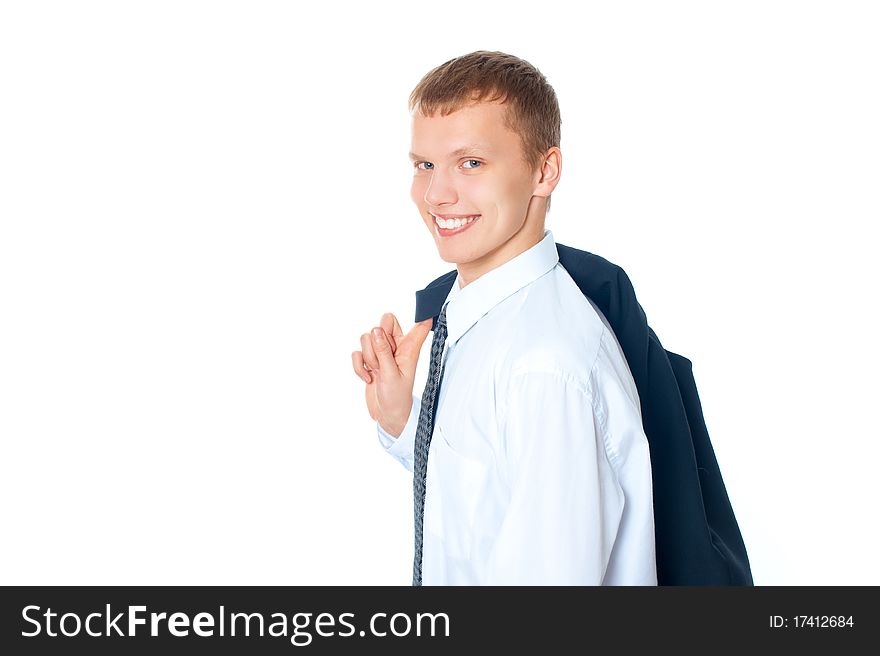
[501,171,530,199]
[410,177,427,203]
[456,176,491,205]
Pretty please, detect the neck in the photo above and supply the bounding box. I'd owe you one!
[457,220,545,289]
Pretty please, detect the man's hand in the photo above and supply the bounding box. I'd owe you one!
[352,313,432,437]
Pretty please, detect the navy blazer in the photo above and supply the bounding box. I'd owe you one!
[414,242,753,586]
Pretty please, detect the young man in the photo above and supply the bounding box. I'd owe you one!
[352,51,657,585]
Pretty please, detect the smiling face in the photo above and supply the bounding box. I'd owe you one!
[410,100,560,287]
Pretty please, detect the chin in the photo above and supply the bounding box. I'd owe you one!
[434,245,461,264]
[435,242,484,266]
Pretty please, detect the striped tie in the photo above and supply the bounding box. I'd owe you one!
[412,301,449,586]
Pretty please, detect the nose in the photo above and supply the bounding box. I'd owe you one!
[422,167,458,208]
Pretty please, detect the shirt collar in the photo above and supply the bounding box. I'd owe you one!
[441,229,559,346]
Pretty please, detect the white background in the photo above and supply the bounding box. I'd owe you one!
[1,1,877,585]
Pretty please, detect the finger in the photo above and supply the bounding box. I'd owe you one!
[381,313,404,353]
[360,333,379,371]
[351,350,372,384]
[370,325,400,377]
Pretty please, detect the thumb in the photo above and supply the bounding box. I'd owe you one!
[396,319,433,373]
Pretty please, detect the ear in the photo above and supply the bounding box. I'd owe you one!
[533,147,562,198]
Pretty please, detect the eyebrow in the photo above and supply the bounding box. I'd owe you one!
[408,144,491,161]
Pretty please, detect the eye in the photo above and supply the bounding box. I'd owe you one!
[462,159,482,169]
[414,161,433,170]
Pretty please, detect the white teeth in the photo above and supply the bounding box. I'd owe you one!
[433,215,478,229]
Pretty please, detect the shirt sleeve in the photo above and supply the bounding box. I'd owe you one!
[485,370,626,585]
[376,393,420,473]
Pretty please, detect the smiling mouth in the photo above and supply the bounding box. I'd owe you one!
[432,214,481,237]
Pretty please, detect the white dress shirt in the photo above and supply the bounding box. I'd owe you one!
[377,229,657,585]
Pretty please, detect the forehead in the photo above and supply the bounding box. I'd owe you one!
[409,101,519,158]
